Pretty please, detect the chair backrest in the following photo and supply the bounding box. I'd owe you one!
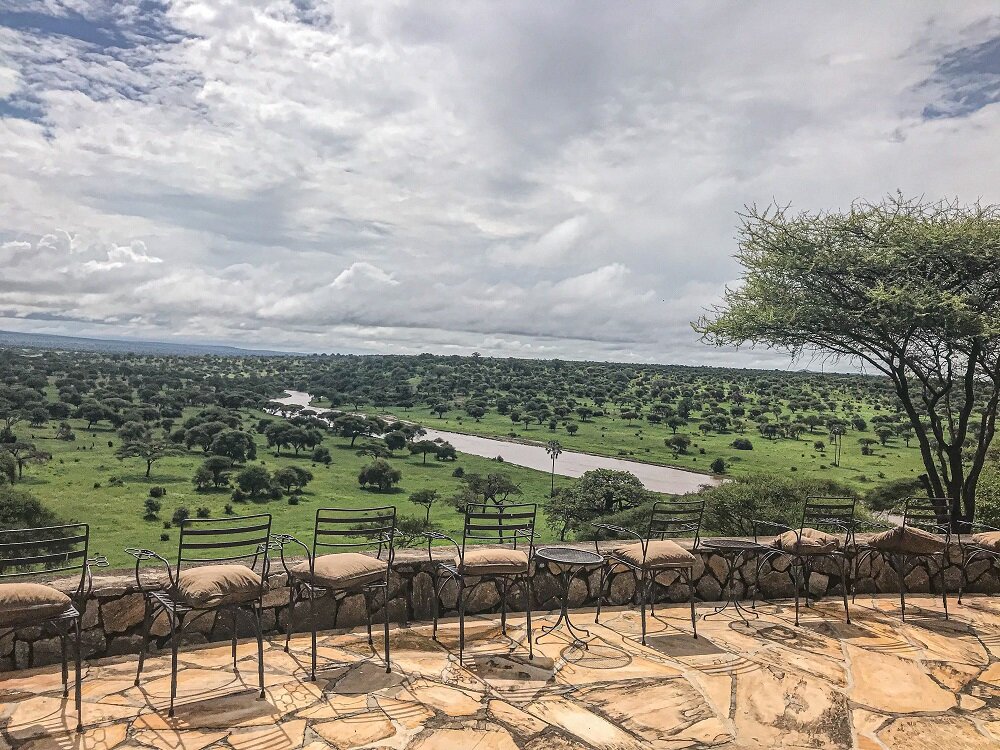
[462,502,536,555]
[311,506,397,562]
[801,496,856,543]
[903,496,951,537]
[176,514,272,578]
[647,499,705,547]
[0,523,89,593]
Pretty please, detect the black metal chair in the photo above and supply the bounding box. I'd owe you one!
[127,513,272,717]
[593,499,704,644]
[853,496,950,620]
[753,497,856,625]
[425,502,536,665]
[0,523,106,732]
[272,506,397,680]
[956,519,1000,603]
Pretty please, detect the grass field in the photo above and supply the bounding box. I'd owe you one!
[19,409,569,568]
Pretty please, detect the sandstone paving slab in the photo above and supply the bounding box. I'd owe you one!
[408,726,520,750]
[226,718,308,749]
[6,696,137,741]
[877,715,996,749]
[128,727,228,750]
[405,679,485,716]
[525,696,646,749]
[845,643,956,714]
[312,715,396,748]
[16,723,128,750]
[487,699,548,736]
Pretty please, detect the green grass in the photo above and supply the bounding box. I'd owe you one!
[400,402,925,489]
[19,409,569,568]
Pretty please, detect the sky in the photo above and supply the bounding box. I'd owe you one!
[1,1,999,366]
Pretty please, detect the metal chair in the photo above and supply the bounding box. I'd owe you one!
[0,523,106,732]
[127,513,272,717]
[956,518,1000,604]
[753,497,856,625]
[425,502,536,664]
[272,506,397,680]
[853,496,950,620]
[594,499,704,644]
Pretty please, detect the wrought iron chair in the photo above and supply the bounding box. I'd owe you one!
[272,506,397,680]
[425,502,536,664]
[127,513,272,717]
[752,497,856,625]
[956,519,1000,603]
[593,499,704,644]
[0,523,106,732]
[853,496,950,620]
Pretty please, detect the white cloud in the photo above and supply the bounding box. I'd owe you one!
[0,1,998,364]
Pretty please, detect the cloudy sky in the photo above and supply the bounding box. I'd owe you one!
[1,1,999,365]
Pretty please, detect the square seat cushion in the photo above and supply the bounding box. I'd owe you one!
[0,582,72,627]
[971,531,1000,552]
[289,553,388,589]
[867,525,947,555]
[176,564,263,608]
[456,547,529,575]
[613,540,696,568]
[772,527,841,555]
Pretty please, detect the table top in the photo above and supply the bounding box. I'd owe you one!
[700,539,769,552]
[535,546,604,567]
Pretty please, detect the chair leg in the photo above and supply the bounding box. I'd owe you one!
[958,553,968,604]
[457,578,466,665]
[284,585,295,652]
[793,563,801,626]
[383,586,391,673]
[60,629,68,698]
[838,556,851,624]
[135,597,152,686]
[254,604,265,699]
[365,590,374,647]
[940,559,949,620]
[74,615,83,733]
[894,555,906,620]
[168,613,181,718]
[309,591,317,681]
[639,569,648,646]
[431,572,440,641]
[525,576,533,660]
[595,563,608,624]
[803,560,812,609]
[688,568,697,638]
[500,577,508,636]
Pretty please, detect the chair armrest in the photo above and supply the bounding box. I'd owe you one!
[78,555,109,599]
[125,548,175,592]
[268,534,310,576]
[422,531,461,561]
[749,519,793,544]
[592,523,642,541]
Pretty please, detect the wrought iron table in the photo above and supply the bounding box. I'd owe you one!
[534,546,605,649]
[700,539,769,622]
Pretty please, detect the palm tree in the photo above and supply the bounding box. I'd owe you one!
[545,440,563,497]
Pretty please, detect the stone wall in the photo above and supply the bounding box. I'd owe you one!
[2,538,997,671]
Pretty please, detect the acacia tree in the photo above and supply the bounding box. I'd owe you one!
[696,195,1000,525]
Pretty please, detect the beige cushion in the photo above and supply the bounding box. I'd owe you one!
[971,531,1000,552]
[868,526,947,555]
[456,547,529,575]
[176,564,263,608]
[772,527,841,555]
[0,582,72,627]
[289,553,387,589]
[613,540,696,568]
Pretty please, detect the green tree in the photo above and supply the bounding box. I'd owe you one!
[116,439,182,479]
[201,456,234,488]
[408,439,439,464]
[408,488,438,524]
[0,485,58,529]
[545,469,650,540]
[273,466,313,493]
[696,196,1000,525]
[209,429,257,463]
[235,465,273,497]
[358,459,402,492]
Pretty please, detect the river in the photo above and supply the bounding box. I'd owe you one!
[273,390,721,495]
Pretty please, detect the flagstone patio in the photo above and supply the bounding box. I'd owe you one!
[3,595,1000,749]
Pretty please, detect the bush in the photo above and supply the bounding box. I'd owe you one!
[710,458,726,474]
[862,477,924,512]
[311,446,332,465]
[287,495,300,505]
[452,466,465,478]
[171,507,190,526]
[196,506,210,519]
[224,503,235,515]
[730,438,753,450]
[143,497,161,520]
[357,459,402,492]
[163,521,171,529]
[108,476,125,487]
[700,474,856,537]
[149,486,166,498]
[0,485,59,529]
[160,533,170,542]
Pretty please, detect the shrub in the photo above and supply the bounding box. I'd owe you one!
[311,446,332,465]
[730,438,753,450]
[357,459,402,492]
[171,507,190,526]
[196,506,210,519]
[163,521,171,529]
[108,476,125,487]
[452,466,465,478]
[149,486,166,498]
[224,503,235,515]
[143,497,161,520]
[287,495,300,505]
[862,477,924,513]
[160,533,170,542]
[93,482,101,489]
[0,485,59,529]
[710,458,726,474]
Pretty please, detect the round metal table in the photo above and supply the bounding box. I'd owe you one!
[700,539,769,622]
[533,546,605,648]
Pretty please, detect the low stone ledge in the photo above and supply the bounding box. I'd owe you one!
[2,538,997,671]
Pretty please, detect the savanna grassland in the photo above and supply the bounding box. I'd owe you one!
[1,347,925,566]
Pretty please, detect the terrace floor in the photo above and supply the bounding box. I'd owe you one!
[3,595,1000,749]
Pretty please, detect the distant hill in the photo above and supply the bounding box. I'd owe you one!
[0,330,302,357]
